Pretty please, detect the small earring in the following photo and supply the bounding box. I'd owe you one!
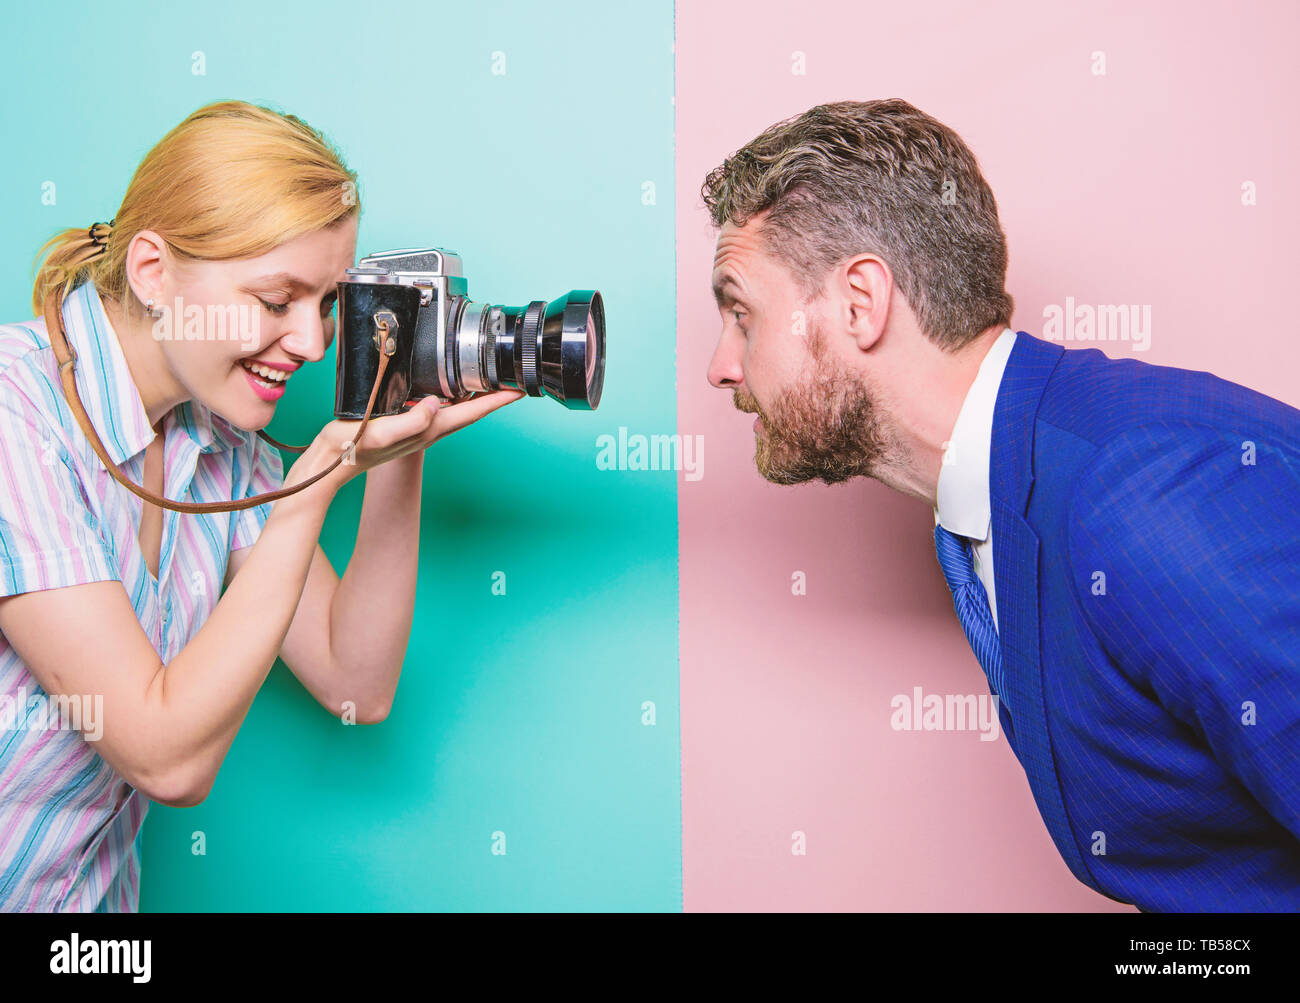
[145,298,156,318]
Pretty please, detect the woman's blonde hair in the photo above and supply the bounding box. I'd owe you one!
[32,100,360,316]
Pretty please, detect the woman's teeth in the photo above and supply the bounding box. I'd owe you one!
[240,360,290,386]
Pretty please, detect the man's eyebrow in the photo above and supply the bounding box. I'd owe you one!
[712,273,747,308]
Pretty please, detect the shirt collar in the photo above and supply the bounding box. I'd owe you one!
[59,281,246,464]
[933,328,1018,542]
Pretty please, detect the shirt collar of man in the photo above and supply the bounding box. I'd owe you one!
[60,280,247,464]
[932,328,1019,541]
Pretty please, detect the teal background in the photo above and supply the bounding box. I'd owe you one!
[0,1,679,909]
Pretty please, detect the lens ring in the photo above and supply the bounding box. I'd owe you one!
[519,300,545,394]
[483,307,499,388]
[587,291,605,409]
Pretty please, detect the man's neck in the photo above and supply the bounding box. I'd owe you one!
[870,324,1006,508]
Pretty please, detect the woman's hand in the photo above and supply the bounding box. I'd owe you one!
[282,389,525,498]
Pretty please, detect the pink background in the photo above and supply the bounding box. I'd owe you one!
[675,0,1300,909]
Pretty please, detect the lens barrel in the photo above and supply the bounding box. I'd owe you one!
[454,290,604,409]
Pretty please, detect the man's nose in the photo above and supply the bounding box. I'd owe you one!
[707,331,743,390]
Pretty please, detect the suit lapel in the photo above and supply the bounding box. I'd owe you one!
[989,333,1099,890]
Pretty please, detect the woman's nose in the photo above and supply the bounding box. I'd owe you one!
[278,309,329,363]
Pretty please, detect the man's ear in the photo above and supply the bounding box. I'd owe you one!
[124,230,168,307]
[840,254,892,353]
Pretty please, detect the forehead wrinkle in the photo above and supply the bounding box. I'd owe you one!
[712,251,750,307]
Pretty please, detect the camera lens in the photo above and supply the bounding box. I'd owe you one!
[453,290,604,409]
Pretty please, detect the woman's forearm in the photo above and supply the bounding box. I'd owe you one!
[143,486,333,799]
[326,450,425,717]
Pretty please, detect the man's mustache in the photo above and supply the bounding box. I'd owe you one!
[732,389,760,415]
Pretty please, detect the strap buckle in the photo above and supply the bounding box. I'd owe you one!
[372,310,399,356]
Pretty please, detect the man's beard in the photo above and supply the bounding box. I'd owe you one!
[733,327,891,486]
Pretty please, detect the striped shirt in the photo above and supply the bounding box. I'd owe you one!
[0,278,283,911]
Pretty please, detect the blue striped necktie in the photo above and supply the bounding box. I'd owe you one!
[933,523,1009,716]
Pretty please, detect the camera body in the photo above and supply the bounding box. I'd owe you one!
[335,247,605,418]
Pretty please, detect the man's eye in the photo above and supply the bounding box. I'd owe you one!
[731,310,747,327]
[258,298,290,316]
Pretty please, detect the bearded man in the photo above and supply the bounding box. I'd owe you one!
[701,98,1300,912]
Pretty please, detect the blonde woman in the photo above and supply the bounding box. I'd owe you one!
[0,101,522,912]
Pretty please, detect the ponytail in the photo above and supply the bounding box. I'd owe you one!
[31,221,115,316]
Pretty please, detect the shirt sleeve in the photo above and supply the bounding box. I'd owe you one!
[0,390,120,597]
[1066,420,1300,843]
[230,433,285,551]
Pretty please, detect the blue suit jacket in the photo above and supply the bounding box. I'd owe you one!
[989,331,1300,912]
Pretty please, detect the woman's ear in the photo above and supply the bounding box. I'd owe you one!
[124,229,168,307]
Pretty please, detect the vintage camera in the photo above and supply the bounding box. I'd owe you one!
[334,247,605,418]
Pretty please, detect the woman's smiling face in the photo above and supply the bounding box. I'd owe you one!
[143,215,358,431]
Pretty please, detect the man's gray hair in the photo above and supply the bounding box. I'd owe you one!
[701,99,1014,351]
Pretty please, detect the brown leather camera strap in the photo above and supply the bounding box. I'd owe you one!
[41,287,395,514]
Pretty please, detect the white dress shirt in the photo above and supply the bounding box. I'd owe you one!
[933,328,1018,633]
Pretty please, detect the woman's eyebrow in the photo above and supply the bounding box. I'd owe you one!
[247,272,317,292]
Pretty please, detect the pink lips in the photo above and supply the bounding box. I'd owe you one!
[242,358,299,373]
[240,363,287,403]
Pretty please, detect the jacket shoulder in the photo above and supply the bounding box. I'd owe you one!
[1036,345,1300,449]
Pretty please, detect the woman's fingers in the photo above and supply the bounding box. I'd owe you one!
[426,389,526,439]
[359,398,440,445]
[326,390,523,469]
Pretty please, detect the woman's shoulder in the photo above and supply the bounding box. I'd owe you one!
[0,316,53,377]
[0,317,66,423]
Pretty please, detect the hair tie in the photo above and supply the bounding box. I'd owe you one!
[88,220,113,252]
